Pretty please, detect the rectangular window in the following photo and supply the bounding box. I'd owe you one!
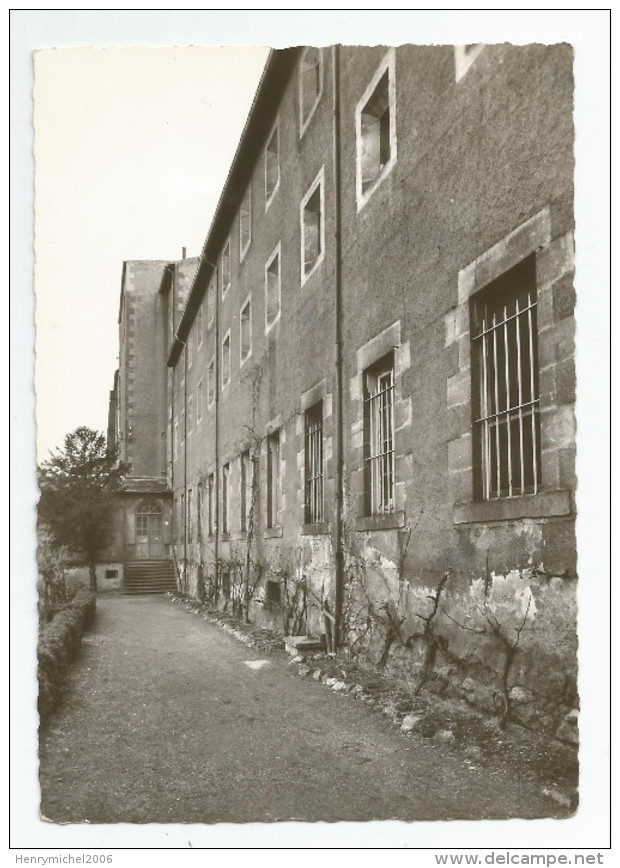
[197,304,204,349]
[470,256,541,501]
[207,473,215,537]
[364,352,395,515]
[222,332,231,388]
[267,430,280,529]
[207,356,216,407]
[174,418,179,460]
[207,273,216,327]
[222,463,230,534]
[221,569,231,600]
[221,240,231,297]
[356,51,396,207]
[240,449,252,532]
[300,47,322,132]
[240,295,252,364]
[265,579,282,608]
[265,122,280,205]
[305,402,324,524]
[187,396,194,433]
[187,489,193,541]
[265,244,281,330]
[197,379,203,423]
[187,331,193,369]
[301,169,324,283]
[240,188,251,260]
[180,409,185,446]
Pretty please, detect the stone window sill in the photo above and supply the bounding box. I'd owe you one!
[453,490,571,525]
[355,510,406,532]
[301,522,330,536]
[221,532,231,542]
[228,531,247,541]
[264,526,283,539]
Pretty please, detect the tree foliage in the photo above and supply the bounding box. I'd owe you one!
[37,427,127,590]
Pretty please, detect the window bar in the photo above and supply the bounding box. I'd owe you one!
[388,372,395,511]
[491,312,501,498]
[481,313,491,501]
[378,386,385,511]
[368,389,375,513]
[527,292,539,495]
[503,304,513,498]
[515,297,526,495]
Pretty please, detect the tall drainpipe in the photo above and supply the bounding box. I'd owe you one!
[214,262,220,591]
[181,334,188,579]
[198,258,220,586]
[332,44,344,647]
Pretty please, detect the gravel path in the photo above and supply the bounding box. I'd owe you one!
[40,596,563,824]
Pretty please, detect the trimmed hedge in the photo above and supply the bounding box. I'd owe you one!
[38,589,96,720]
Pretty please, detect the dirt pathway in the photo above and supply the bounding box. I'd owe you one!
[40,596,565,824]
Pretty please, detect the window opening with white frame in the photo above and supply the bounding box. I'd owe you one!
[197,379,203,423]
[187,396,193,433]
[265,245,281,329]
[304,401,323,524]
[240,189,251,260]
[301,170,324,283]
[240,295,252,363]
[364,352,395,515]
[299,47,322,132]
[267,430,280,529]
[356,51,396,207]
[207,356,216,407]
[265,123,280,206]
[221,240,231,297]
[222,332,231,388]
[470,255,541,501]
[207,274,216,327]
[197,304,204,349]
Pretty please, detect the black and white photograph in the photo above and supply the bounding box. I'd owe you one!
[11,8,611,856]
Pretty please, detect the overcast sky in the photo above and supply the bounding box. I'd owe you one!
[34,44,270,462]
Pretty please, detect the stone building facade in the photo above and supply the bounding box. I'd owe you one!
[111,45,577,734]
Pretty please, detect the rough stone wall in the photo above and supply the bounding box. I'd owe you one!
[169,45,576,730]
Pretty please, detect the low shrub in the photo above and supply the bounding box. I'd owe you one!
[38,589,96,721]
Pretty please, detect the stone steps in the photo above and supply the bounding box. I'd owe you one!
[122,560,177,595]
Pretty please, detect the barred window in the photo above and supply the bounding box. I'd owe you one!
[267,430,280,529]
[364,353,395,515]
[305,402,323,524]
[470,256,541,501]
